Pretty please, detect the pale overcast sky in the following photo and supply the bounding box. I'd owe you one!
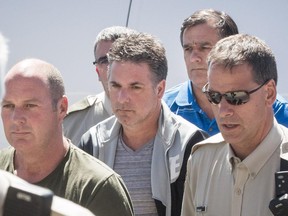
[0,0,287,148]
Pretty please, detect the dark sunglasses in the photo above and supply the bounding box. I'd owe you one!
[202,80,270,105]
[92,55,108,65]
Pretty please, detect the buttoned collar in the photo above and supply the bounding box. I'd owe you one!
[229,119,282,178]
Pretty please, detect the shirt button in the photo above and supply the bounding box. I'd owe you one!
[235,188,242,195]
[209,128,213,132]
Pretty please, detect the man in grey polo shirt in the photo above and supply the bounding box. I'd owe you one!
[181,34,288,216]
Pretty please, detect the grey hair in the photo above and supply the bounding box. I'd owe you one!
[93,26,138,58]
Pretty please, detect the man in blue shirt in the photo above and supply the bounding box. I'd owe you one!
[164,9,288,136]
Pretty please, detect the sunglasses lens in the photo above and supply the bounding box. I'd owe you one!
[207,92,222,104]
[225,91,249,105]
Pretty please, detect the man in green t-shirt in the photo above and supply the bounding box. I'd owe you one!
[0,58,133,216]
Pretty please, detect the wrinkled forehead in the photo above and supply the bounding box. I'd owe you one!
[207,63,255,89]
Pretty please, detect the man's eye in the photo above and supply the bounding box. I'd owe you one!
[132,86,141,90]
[25,104,37,108]
[109,83,120,89]
[184,47,192,52]
[200,45,212,51]
[2,104,14,109]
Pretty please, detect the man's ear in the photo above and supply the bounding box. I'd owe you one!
[96,67,101,82]
[157,80,166,98]
[265,79,277,106]
[59,96,68,117]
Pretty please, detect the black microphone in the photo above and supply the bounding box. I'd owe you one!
[0,170,94,216]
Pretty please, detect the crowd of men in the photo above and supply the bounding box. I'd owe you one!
[1,8,288,216]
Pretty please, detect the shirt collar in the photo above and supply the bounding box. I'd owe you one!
[175,81,194,106]
[229,119,282,177]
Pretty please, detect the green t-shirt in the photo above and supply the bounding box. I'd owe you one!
[0,144,133,216]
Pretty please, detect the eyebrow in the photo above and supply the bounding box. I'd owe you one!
[183,41,213,48]
[109,80,145,86]
[1,98,41,105]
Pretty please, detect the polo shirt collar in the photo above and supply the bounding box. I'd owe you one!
[175,81,194,106]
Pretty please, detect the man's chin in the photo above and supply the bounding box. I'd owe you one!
[10,139,31,148]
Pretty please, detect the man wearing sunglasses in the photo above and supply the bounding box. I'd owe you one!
[63,26,136,145]
[163,9,288,136]
[181,34,288,216]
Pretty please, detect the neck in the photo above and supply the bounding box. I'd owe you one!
[122,126,158,151]
[230,114,274,160]
[192,84,214,119]
[122,111,160,151]
[14,137,69,183]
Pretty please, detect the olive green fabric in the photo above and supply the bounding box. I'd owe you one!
[0,144,134,216]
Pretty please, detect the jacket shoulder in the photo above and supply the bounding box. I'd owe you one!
[192,133,225,153]
[67,95,99,114]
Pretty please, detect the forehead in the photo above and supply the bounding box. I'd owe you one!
[4,73,50,100]
[109,61,152,83]
[183,22,220,46]
[208,63,254,90]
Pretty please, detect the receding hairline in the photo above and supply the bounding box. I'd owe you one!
[6,58,60,80]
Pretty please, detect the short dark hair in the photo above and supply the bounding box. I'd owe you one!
[207,34,278,85]
[108,32,168,85]
[180,9,239,46]
[46,65,65,110]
